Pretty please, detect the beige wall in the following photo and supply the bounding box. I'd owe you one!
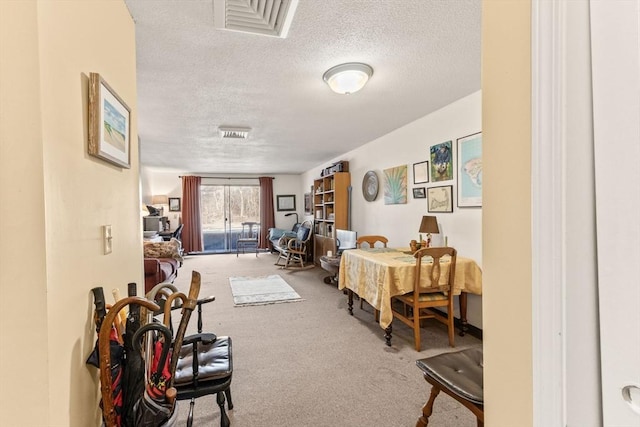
[0,1,140,425]
[482,1,533,426]
[0,1,50,423]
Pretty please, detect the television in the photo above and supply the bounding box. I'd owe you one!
[336,229,357,253]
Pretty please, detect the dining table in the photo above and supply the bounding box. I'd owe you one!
[337,247,482,342]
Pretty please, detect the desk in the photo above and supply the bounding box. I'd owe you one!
[338,248,482,337]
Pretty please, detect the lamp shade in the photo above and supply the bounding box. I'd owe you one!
[419,215,439,234]
[151,195,168,205]
[323,62,373,94]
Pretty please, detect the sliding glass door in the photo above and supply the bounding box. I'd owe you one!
[200,184,260,253]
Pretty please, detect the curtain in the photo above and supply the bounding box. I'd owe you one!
[259,176,275,249]
[181,176,202,253]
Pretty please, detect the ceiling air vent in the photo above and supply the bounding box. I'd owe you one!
[213,0,298,38]
[219,126,251,139]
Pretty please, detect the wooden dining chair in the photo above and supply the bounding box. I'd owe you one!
[355,235,388,249]
[355,235,389,313]
[391,247,457,351]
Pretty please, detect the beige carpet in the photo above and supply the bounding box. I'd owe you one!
[169,253,481,426]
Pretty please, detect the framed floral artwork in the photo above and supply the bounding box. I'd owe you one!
[430,140,453,182]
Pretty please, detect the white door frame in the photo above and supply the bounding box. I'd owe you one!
[531,1,566,425]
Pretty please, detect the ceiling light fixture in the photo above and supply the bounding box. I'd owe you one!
[322,62,373,95]
[218,126,251,139]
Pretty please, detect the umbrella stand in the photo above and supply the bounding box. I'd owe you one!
[98,296,159,427]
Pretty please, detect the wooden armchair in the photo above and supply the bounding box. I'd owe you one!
[390,247,457,351]
[275,220,313,269]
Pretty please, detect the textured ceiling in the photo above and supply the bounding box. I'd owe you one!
[125,0,481,175]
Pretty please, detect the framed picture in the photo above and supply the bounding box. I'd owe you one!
[413,161,429,184]
[383,165,408,205]
[412,187,426,199]
[430,140,453,182]
[427,185,454,213]
[277,194,296,211]
[304,192,312,215]
[88,72,131,168]
[457,132,483,207]
[168,197,181,212]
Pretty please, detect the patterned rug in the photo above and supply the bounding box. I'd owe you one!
[228,274,303,306]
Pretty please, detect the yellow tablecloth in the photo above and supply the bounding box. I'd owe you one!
[338,248,482,328]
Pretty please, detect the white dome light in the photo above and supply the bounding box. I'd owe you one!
[323,63,373,95]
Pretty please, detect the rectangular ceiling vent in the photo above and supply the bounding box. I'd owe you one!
[213,0,298,38]
[219,126,251,139]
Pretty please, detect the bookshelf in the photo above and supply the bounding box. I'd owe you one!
[313,171,350,264]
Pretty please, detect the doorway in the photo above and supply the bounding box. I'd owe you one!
[200,184,260,253]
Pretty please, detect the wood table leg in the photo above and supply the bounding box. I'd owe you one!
[347,289,354,315]
[384,324,392,346]
[459,291,468,336]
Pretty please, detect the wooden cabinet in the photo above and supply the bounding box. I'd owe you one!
[313,172,350,264]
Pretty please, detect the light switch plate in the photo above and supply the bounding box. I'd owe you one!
[103,225,112,254]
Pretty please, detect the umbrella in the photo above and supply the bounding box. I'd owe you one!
[87,288,127,424]
[98,296,159,427]
[168,271,202,385]
[132,322,177,426]
[121,283,145,426]
[86,287,108,369]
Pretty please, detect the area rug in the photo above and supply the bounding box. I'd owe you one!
[229,274,303,306]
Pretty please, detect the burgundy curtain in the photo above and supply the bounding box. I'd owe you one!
[181,176,203,253]
[259,177,275,249]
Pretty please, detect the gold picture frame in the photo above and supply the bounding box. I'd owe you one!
[88,72,131,168]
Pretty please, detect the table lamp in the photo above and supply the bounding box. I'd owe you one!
[419,215,440,247]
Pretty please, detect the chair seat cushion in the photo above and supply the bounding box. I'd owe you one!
[174,336,232,385]
[416,347,483,405]
[398,291,448,303]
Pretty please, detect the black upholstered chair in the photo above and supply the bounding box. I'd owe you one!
[415,347,484,427]
[174,335,233,427]
[165,272,234,427]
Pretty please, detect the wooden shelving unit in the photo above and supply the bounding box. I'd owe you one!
[313,171,350,264]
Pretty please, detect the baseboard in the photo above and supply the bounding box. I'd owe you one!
[430,308,483,341]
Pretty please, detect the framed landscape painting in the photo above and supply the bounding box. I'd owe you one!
[457,132,482,207]
[169,197,181,212]
[277,194,296,211]
[88,72,131,168]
